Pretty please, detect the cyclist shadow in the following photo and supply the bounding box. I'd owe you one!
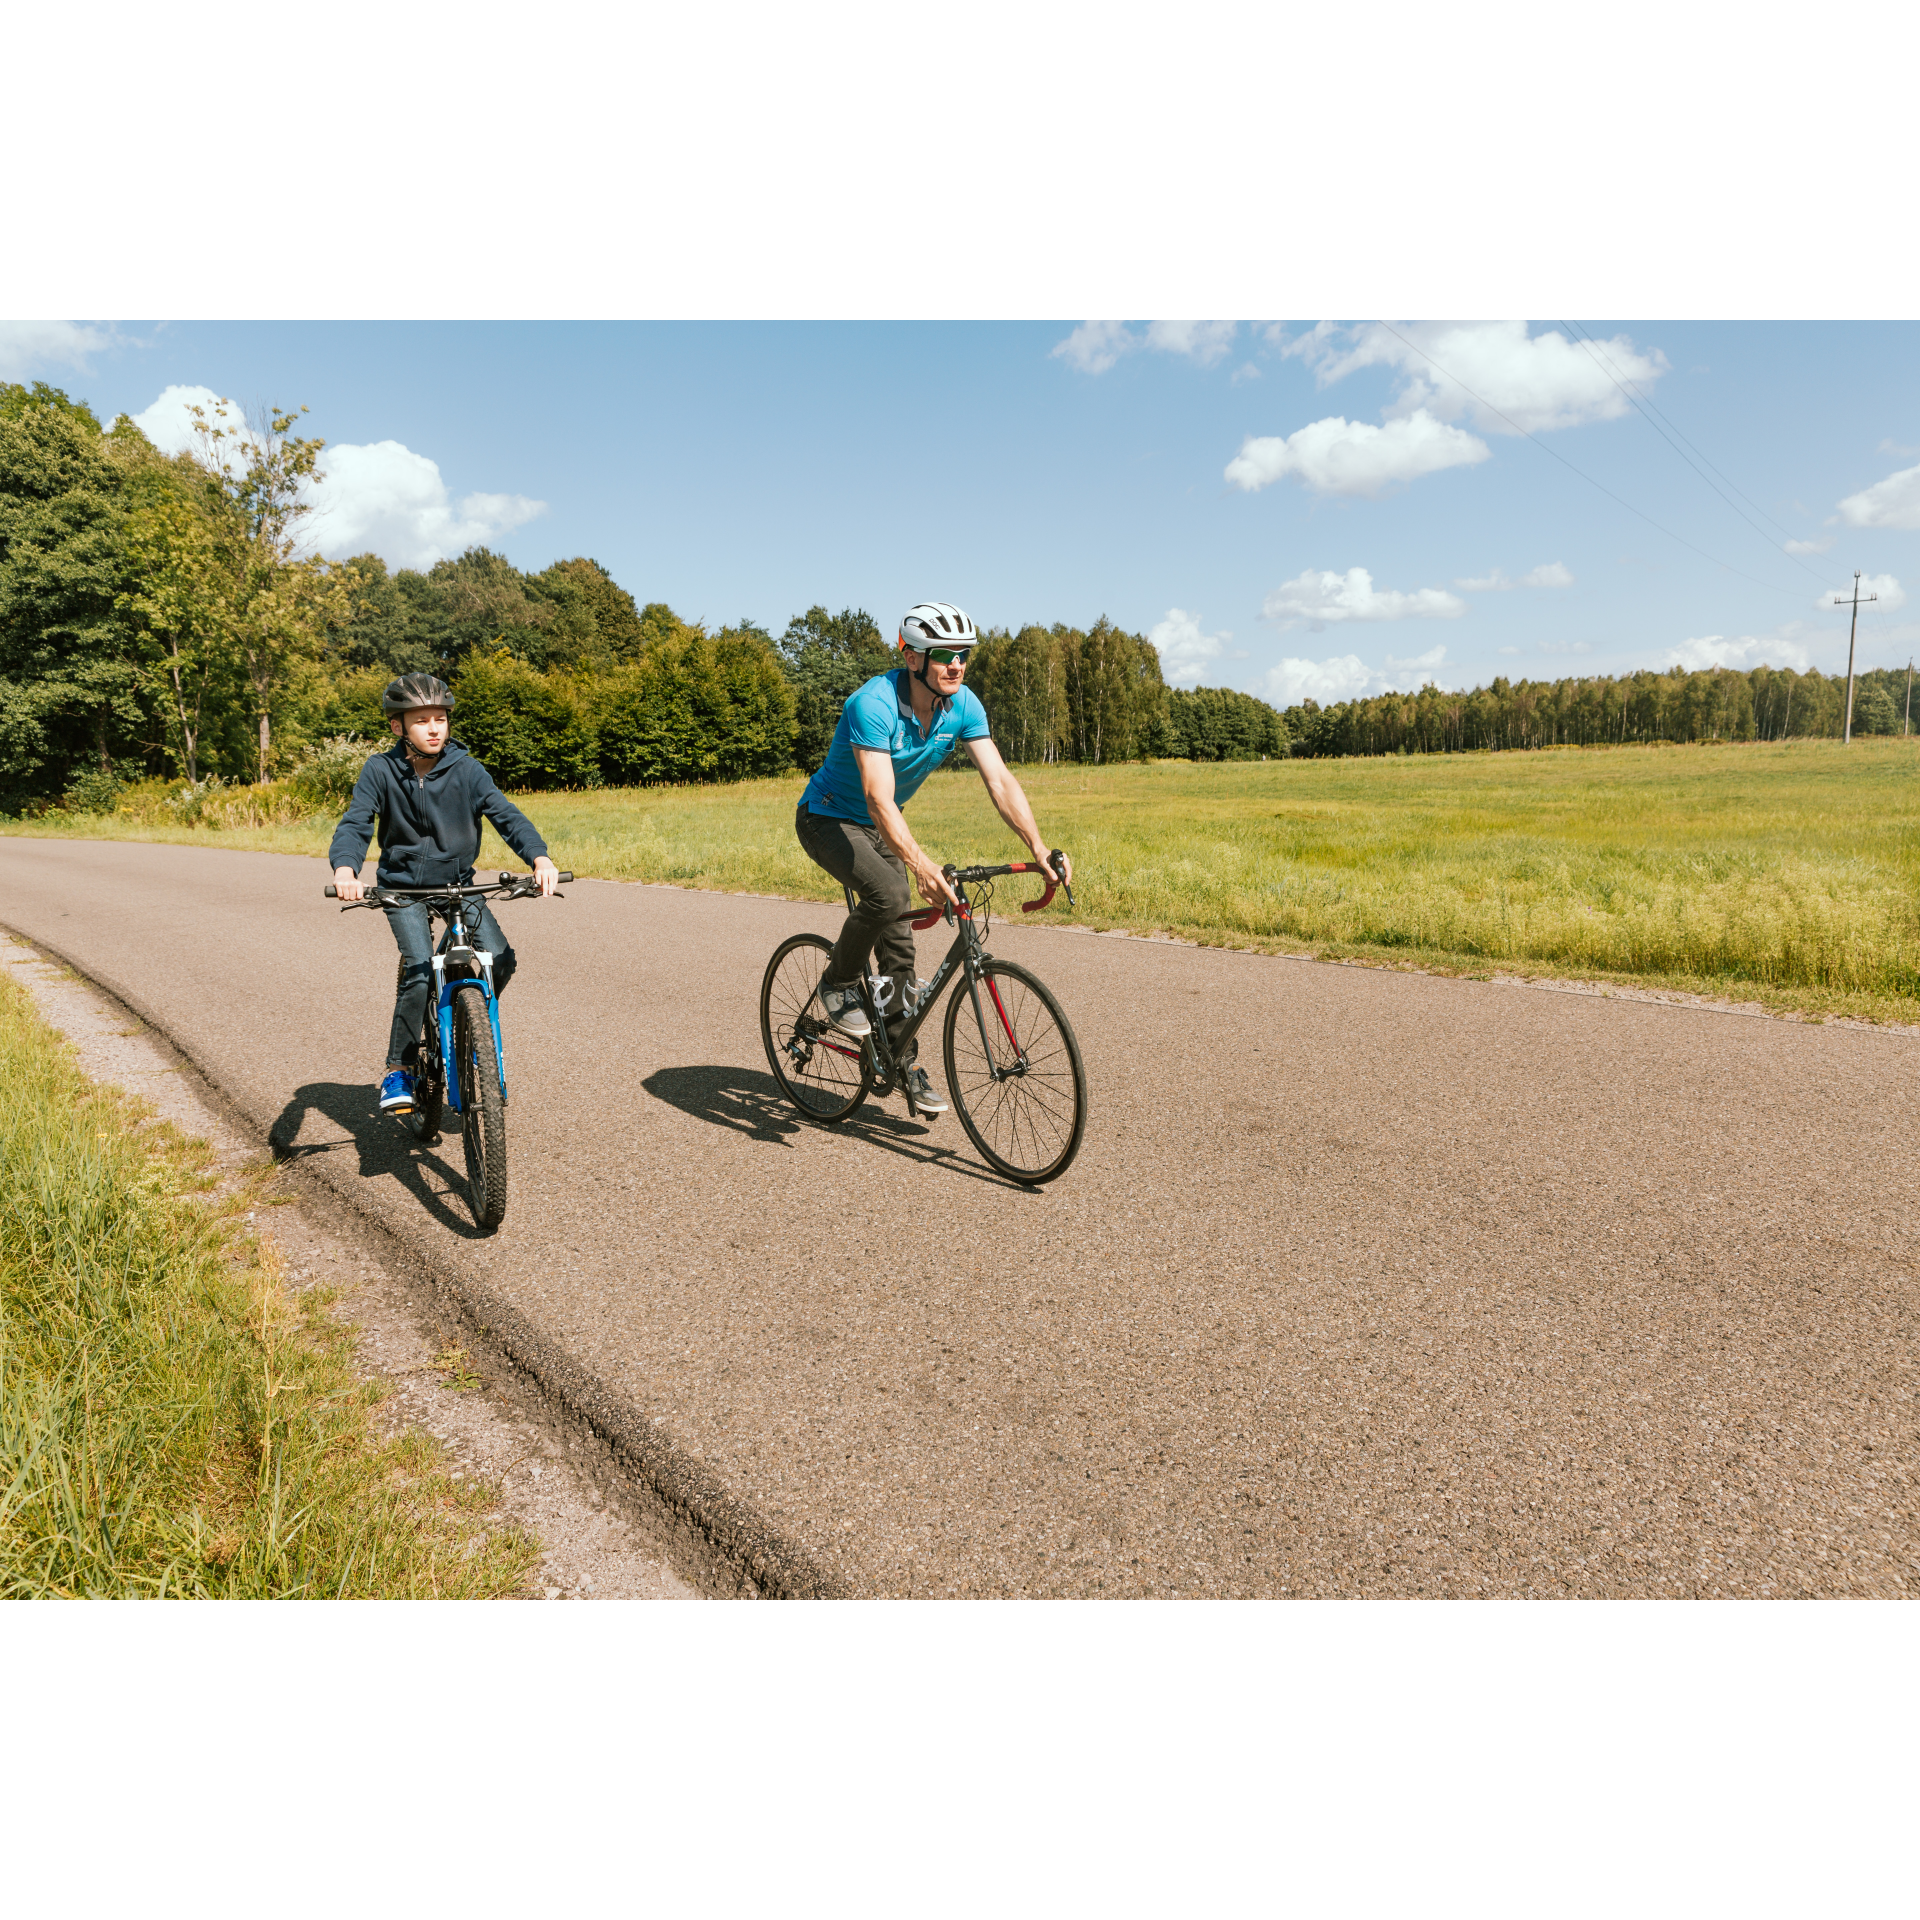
[641,1065,1037,1193]
[266,1081,489,1238]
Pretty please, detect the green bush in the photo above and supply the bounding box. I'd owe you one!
[61,768,124,814]
[452,652,600,790]
[592,629,796,785]
[287,735,373,808]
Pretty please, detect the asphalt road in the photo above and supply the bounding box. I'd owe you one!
[4,837,1913,1598]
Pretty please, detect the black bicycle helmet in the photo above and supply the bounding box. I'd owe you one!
[381,672,456,716]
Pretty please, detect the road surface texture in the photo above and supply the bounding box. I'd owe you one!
[3,838,1912,1598]
[1,934,698,1600]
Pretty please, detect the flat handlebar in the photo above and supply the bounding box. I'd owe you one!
[325,870,573,902]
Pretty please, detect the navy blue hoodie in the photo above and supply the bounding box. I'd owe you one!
[328,738,549,888]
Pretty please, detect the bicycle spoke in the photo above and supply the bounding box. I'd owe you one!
[761,933,871,1122]
[943,960,1087,1182]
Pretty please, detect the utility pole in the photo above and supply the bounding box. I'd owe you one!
[1835,571,1877,743]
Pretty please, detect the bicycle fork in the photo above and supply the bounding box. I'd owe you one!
[432,944,508,1115]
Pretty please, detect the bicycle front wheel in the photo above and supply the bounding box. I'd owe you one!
[761,933,871,1123]
[453,986,508,1229]
[943,959,1088,1183]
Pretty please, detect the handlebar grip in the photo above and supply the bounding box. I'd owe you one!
[324,884,337,897]
[558,871,573,884]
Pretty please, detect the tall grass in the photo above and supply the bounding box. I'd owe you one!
[0,970,536,1598]
[11,738,1919,1008]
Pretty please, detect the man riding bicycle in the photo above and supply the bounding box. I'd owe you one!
[795,601,1073,1118]
[329,673,558,1114]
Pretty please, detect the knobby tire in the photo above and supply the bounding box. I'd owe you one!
[454,985,508,1229]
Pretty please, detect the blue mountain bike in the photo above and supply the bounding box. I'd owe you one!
[325,870,570,1229]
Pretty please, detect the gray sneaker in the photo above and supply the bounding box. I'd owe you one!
[819,980,871,1037]
[903,1066,949,1115]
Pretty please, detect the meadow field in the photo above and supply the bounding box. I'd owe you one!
[13,738,1920,1022]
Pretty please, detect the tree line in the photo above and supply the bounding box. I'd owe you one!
[1282,662,1915,759]
[0,379,1291,809]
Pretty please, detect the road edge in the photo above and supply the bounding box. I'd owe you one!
[1,917,847,1602]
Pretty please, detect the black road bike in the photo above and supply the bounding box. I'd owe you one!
[324,870,571,1229]
[759,854,1088,1184]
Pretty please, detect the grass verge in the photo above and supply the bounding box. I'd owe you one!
[0,968,538,1598]
[12,739,1920,1025]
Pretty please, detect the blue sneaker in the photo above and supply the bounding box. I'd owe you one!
[378,1068,415,1113]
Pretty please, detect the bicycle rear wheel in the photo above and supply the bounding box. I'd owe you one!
[943,959,1087,1183]
[761,933,871,1123]
[411,1019,445,1142]
[453,986,508,1229]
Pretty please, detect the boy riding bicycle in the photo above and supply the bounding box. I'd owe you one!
[329,673,558,1113]
[795,601,1073,1117]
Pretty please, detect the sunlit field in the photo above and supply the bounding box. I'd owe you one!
[14,739,1920,1022]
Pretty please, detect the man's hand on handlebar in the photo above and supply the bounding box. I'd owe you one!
[913,854,958,909]
[1042,847,1074,888]
[333,865,366,902]
[533,855,560,898]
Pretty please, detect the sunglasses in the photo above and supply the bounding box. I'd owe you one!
[922,646,973,665]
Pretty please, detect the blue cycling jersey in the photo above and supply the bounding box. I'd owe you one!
[801,670,991,825]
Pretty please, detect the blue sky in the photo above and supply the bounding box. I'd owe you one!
[8,319,1919,706]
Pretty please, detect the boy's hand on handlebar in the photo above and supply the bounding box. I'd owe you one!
[333,866,366,902]
[533,856,560,898]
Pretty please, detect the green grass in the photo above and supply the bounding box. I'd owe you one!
[0,967,538,1598]
[14,738,1920,1022]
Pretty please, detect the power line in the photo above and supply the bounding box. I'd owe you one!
[1836,570,1877,743]
[1374,321,1812,604]
[1560,319,1836,587]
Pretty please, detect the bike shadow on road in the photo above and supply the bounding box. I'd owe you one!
[641,1064,1039,1194]
[266,1081,490,1238]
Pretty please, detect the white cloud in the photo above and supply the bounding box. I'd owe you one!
[129,384,230,458]
[126,386,546,568]
[1261,566,1466,626]
[0,319,120,380]
[1144,320,1236,365]
[1261,654,1378,704]
[1149,608,1231,688]
[1225,410,1488,496]
[1051,319,1237,373]
[309,442,546,568]
[1814,572,1905,613]
[1284,320,1668,435]
[1671,633,1814,672]
[1784,536,1833,555]
[1051,321,1135,374]
[1454,561,1574,590]
[1259,644,1453,706]
[1836,462,1920,530]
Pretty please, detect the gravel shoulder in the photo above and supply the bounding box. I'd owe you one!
[2,934,703,1602]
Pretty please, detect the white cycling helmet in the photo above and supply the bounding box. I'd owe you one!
[899,602,978,654]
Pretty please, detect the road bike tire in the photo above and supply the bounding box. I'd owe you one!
[761,933,871,1123]
[453,986,508,1229]
[943,958,1088,1184]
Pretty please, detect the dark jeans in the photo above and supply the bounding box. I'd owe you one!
[385,899,515,1068]
[795,801,921,1065]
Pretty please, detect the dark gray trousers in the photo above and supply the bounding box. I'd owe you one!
[795,802,921,1064]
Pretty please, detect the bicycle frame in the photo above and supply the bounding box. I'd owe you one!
[425,898,507,1115]
[820,860,1067,1093]
[326,873,569,1111]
